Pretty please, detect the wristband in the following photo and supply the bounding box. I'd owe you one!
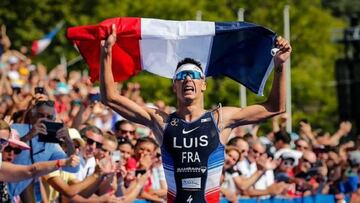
[56,160,62,169]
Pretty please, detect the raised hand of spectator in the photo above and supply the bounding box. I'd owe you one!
[136,171,150,186]
[96,157,116,176]
[26,118,47,139]
[139,153,153,170]
[339,121,352,135]
[300,121,313,137]
[65,154,80,167]
[56,126,71,142]
[256,156,279,171]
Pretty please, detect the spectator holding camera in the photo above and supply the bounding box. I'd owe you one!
[8,100,79,200]
[0,119,79,203]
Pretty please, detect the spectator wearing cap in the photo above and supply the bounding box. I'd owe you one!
[1,127,30,203]
[274,148,303,184]
[75,125,103,181]
[2,128,30,163]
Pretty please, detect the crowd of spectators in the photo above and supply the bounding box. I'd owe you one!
[1,24,360,203]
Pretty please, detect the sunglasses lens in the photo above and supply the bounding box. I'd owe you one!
[175,71,202,80]
[4,146,22,154]
[86,139,94,145]
[15,148,22,154]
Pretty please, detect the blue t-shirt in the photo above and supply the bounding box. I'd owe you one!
[8,124,79,198]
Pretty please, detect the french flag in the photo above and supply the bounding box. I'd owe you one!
[67,17,277,95]
[31,21,64,56]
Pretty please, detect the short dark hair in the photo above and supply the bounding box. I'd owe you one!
[114,120,134,131]
[80,125,103,138]
[176,58,203,71]
[274,130,291,144]
[227,137,245,147]
[134,137,159,149]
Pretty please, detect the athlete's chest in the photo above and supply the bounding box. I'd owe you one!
[163,114,220,165]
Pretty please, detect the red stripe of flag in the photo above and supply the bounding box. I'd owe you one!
[67,17,142,82]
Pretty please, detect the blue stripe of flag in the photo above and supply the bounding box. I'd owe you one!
[206,22,276,95]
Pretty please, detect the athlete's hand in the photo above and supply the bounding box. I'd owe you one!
[101,24,116,53]
[274,36,291,66]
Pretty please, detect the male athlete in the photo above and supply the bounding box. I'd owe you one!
[100,25,291,203]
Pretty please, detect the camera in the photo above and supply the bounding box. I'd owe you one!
[135,169,147,176]
[35,87,45,94]
[89,93,101,103]
[38,121,64,143]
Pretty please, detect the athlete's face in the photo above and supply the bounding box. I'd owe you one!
[173,73,206,102]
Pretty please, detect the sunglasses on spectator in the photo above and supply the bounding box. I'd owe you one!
[302,158,315,167]
[0,138,8,146]
[74,143,81,149]
[174,70,204,81]
[4,146,22,155]
[86,138,102,149]
[35,100,55,107]
[120,129,135,135]
[100,147,112,154]
[251,148,264,155]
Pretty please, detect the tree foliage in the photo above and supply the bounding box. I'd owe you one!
[0,0,348,132]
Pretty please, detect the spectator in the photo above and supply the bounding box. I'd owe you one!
[8,100,79,200]
[41,130,115,202]
[76,125,103,181]
[0,119,79,187]
[295,139,310,152]
[134,137,165,202]
[114,120,137,142]
[274,130,291,150]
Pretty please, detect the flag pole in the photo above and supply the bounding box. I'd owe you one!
[238,8,247,108]
[196,10,202,21]
[284,5,292,132]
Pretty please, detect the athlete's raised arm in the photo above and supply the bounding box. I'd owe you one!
[99,24,167,144]
[219,36,291,140]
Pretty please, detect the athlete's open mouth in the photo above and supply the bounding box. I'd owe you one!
[183,84,195,93]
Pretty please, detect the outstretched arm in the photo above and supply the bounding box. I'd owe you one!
[221,37,291,133]
[0,155,79,182]
[99,24,167,144]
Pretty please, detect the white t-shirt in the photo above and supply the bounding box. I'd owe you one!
[75,155,96,181]
[237,159,274,191]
